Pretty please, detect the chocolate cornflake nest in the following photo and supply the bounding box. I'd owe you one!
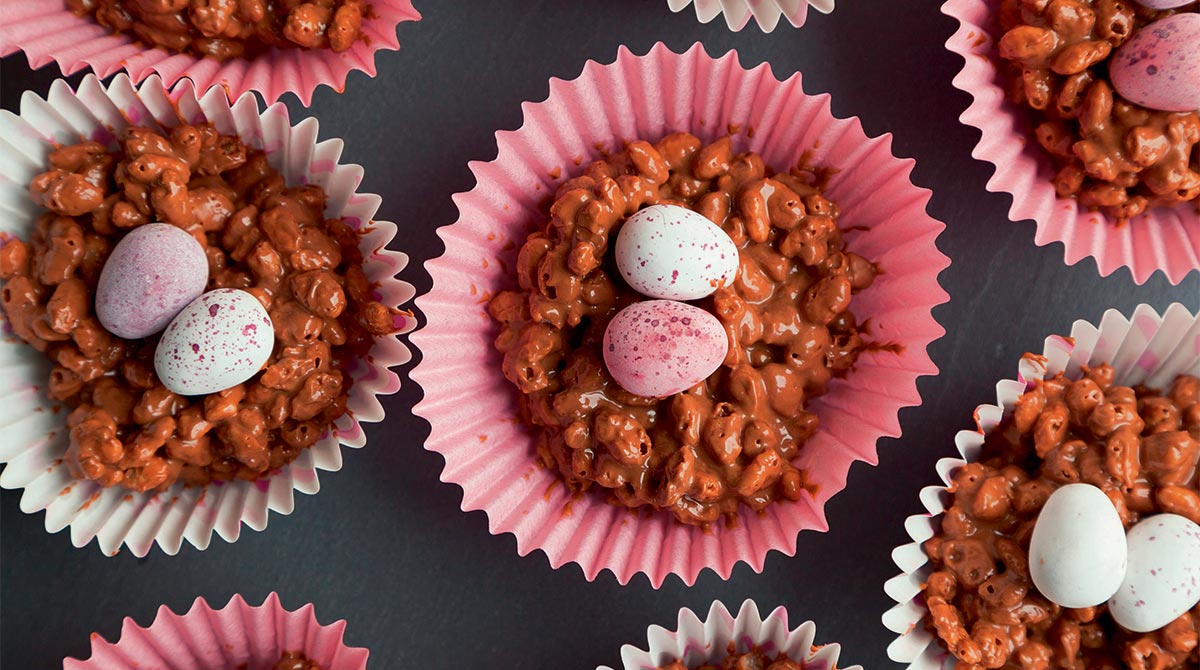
[488,132,878,526]
[66,0,371,60]
[996,0,1200,220]
[0,123,400,492]
[923,364,1200,670]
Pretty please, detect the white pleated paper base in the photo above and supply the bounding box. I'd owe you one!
[599,600,860,670]
[0,74,414,557]
[882,303,1200,670]
[667,0,834,31]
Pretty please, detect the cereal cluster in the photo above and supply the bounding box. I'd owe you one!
[657,648,804,670]
[488,132,877,526]
[923,365,1200,670]
[0,123,396,492]
[66,0,369,60]
[996,0,1200,220]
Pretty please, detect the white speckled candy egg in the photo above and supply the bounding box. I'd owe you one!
[95,223,209,339]
[154,289,274,396]
[1109,513,1200,633]
[1029,483,1128,609]
[615,204,739,301]
[603,299,727,398]
[1111,14,1200,112]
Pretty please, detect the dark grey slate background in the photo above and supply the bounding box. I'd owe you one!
[2,1,1198,668]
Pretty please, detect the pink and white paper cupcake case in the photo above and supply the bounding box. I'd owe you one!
[882,302,1200,670]
[411,42,949,588]
[942,0,1200,285]
[0,0,422,106]
[63,592,369,670]
[600,600,860,670]
[666,0,834,32]
[0,73,414,557]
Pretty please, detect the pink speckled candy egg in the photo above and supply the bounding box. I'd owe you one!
[603,299,728,397]
[1108,513,1200,633]
[1111,14,1200,112]
[95,223,209,339]
[154,289,274,396]
[615,204,739,301]
[1133,0,1195,9]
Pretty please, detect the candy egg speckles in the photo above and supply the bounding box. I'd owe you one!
[603,300,727,398]
[1109,513,1200,633]
[155,289,274,396]
[95,223,209,339]
[1028,483,1128,609]
[1111,14,1200,113]
[615,204,739,301]
[1133,0,1195,9]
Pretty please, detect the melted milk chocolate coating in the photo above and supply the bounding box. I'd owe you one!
[488,133,879,526]
[66,0,370,60]
[657,646,806,670]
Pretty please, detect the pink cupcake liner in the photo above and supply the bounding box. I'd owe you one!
[63,592,369,670]
[0,0,421,106]
[599,600,860,670]
[882,303,1200,670]
[411,42,949,587]
[942,0,1200,285]
[0,74,414,557]
[666,0,834,31]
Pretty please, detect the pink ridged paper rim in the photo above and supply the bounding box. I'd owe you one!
[410,42,950,587]
[0,74,414,557]
[941,0,1200,285]
[598,600,861,670]
[0,0,421,106]
[882,303,1200,670]
[665,0,833,31]
[62,592,369,670]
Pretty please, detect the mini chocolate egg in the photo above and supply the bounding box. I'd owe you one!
[95,223,209,339]
[1111,14,1200,112]
[615,204,739,301]
[1109,513,1200,633]
[1029,483,1128,609]
[154,289,274,396]
[603,299,727,398]
[1133,0,1194,9]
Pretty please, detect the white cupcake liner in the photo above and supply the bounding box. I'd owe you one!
[667,0,834,31]
[63,592,369,670]
[0,74,414,557]
[599,600,860,670]
[882,303,1200,670]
